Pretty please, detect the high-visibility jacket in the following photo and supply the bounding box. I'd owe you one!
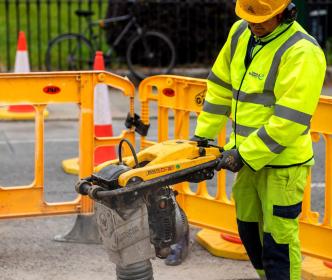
[195,20,326,171]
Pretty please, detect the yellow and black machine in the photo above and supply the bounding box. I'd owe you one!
[76,139,223,279]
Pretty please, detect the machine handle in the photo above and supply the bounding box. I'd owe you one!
[75,180,92,195]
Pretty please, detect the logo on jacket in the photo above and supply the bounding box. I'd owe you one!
[249,71,264,80]
[195,90,206,106]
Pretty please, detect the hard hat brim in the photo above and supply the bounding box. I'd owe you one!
[235,1,290,23]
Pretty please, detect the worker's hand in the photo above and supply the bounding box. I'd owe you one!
[216,149,244,172]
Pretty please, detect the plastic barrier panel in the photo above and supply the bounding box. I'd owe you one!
[138,75,332,262]
[0,71,135,219]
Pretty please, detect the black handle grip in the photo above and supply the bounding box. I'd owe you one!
[75,180,91,195]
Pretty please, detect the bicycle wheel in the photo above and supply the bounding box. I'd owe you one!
[126,31,176,80]
[45,33,94,71]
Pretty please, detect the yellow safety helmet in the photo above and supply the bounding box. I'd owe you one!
[235,0,291,23]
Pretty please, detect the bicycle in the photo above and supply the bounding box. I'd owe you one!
[45,8,176,79]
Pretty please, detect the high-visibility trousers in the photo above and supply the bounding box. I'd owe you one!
[232,165,309,280]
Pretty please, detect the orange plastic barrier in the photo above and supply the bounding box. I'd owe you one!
[138,75,332,263]
[0,71,135,219]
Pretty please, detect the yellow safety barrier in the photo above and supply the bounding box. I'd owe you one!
[138,75,332,267]
[0,71,135,219]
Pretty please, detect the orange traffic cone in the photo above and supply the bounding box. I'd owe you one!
[0,31,34,120]
[14,31,31,72]
[62,51,116,174]
[93,51,116,165]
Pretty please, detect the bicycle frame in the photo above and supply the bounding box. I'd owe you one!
[87,14,142,51]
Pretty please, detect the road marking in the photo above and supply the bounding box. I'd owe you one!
[311,182,325,188]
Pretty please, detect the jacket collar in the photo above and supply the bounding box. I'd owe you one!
[253,23,291,43]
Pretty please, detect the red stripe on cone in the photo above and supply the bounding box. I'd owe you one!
[93,51,105,71]
[17,31,28,51]
[94,124,116,166]
[93,51,116,166]
[95,125,114,136]
[8,105,35,113]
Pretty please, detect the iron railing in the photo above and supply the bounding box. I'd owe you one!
[0,0,107,71]
[0,0,331,72]
[0,0,236,72]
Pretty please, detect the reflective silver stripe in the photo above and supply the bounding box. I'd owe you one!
[297,32,319,46]
[233,89,275,106]
[232,32,318,106]
[207,71,232,91]
[230,21,248,62]
[265,31,319,94]
[233,122,258,137]
[257,126,286,154]
[203,100,231,116]
[275,104,312,126]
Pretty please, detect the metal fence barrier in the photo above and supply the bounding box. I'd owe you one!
[1,0,331,72]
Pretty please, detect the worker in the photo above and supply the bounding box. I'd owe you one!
[192,1,326,279]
